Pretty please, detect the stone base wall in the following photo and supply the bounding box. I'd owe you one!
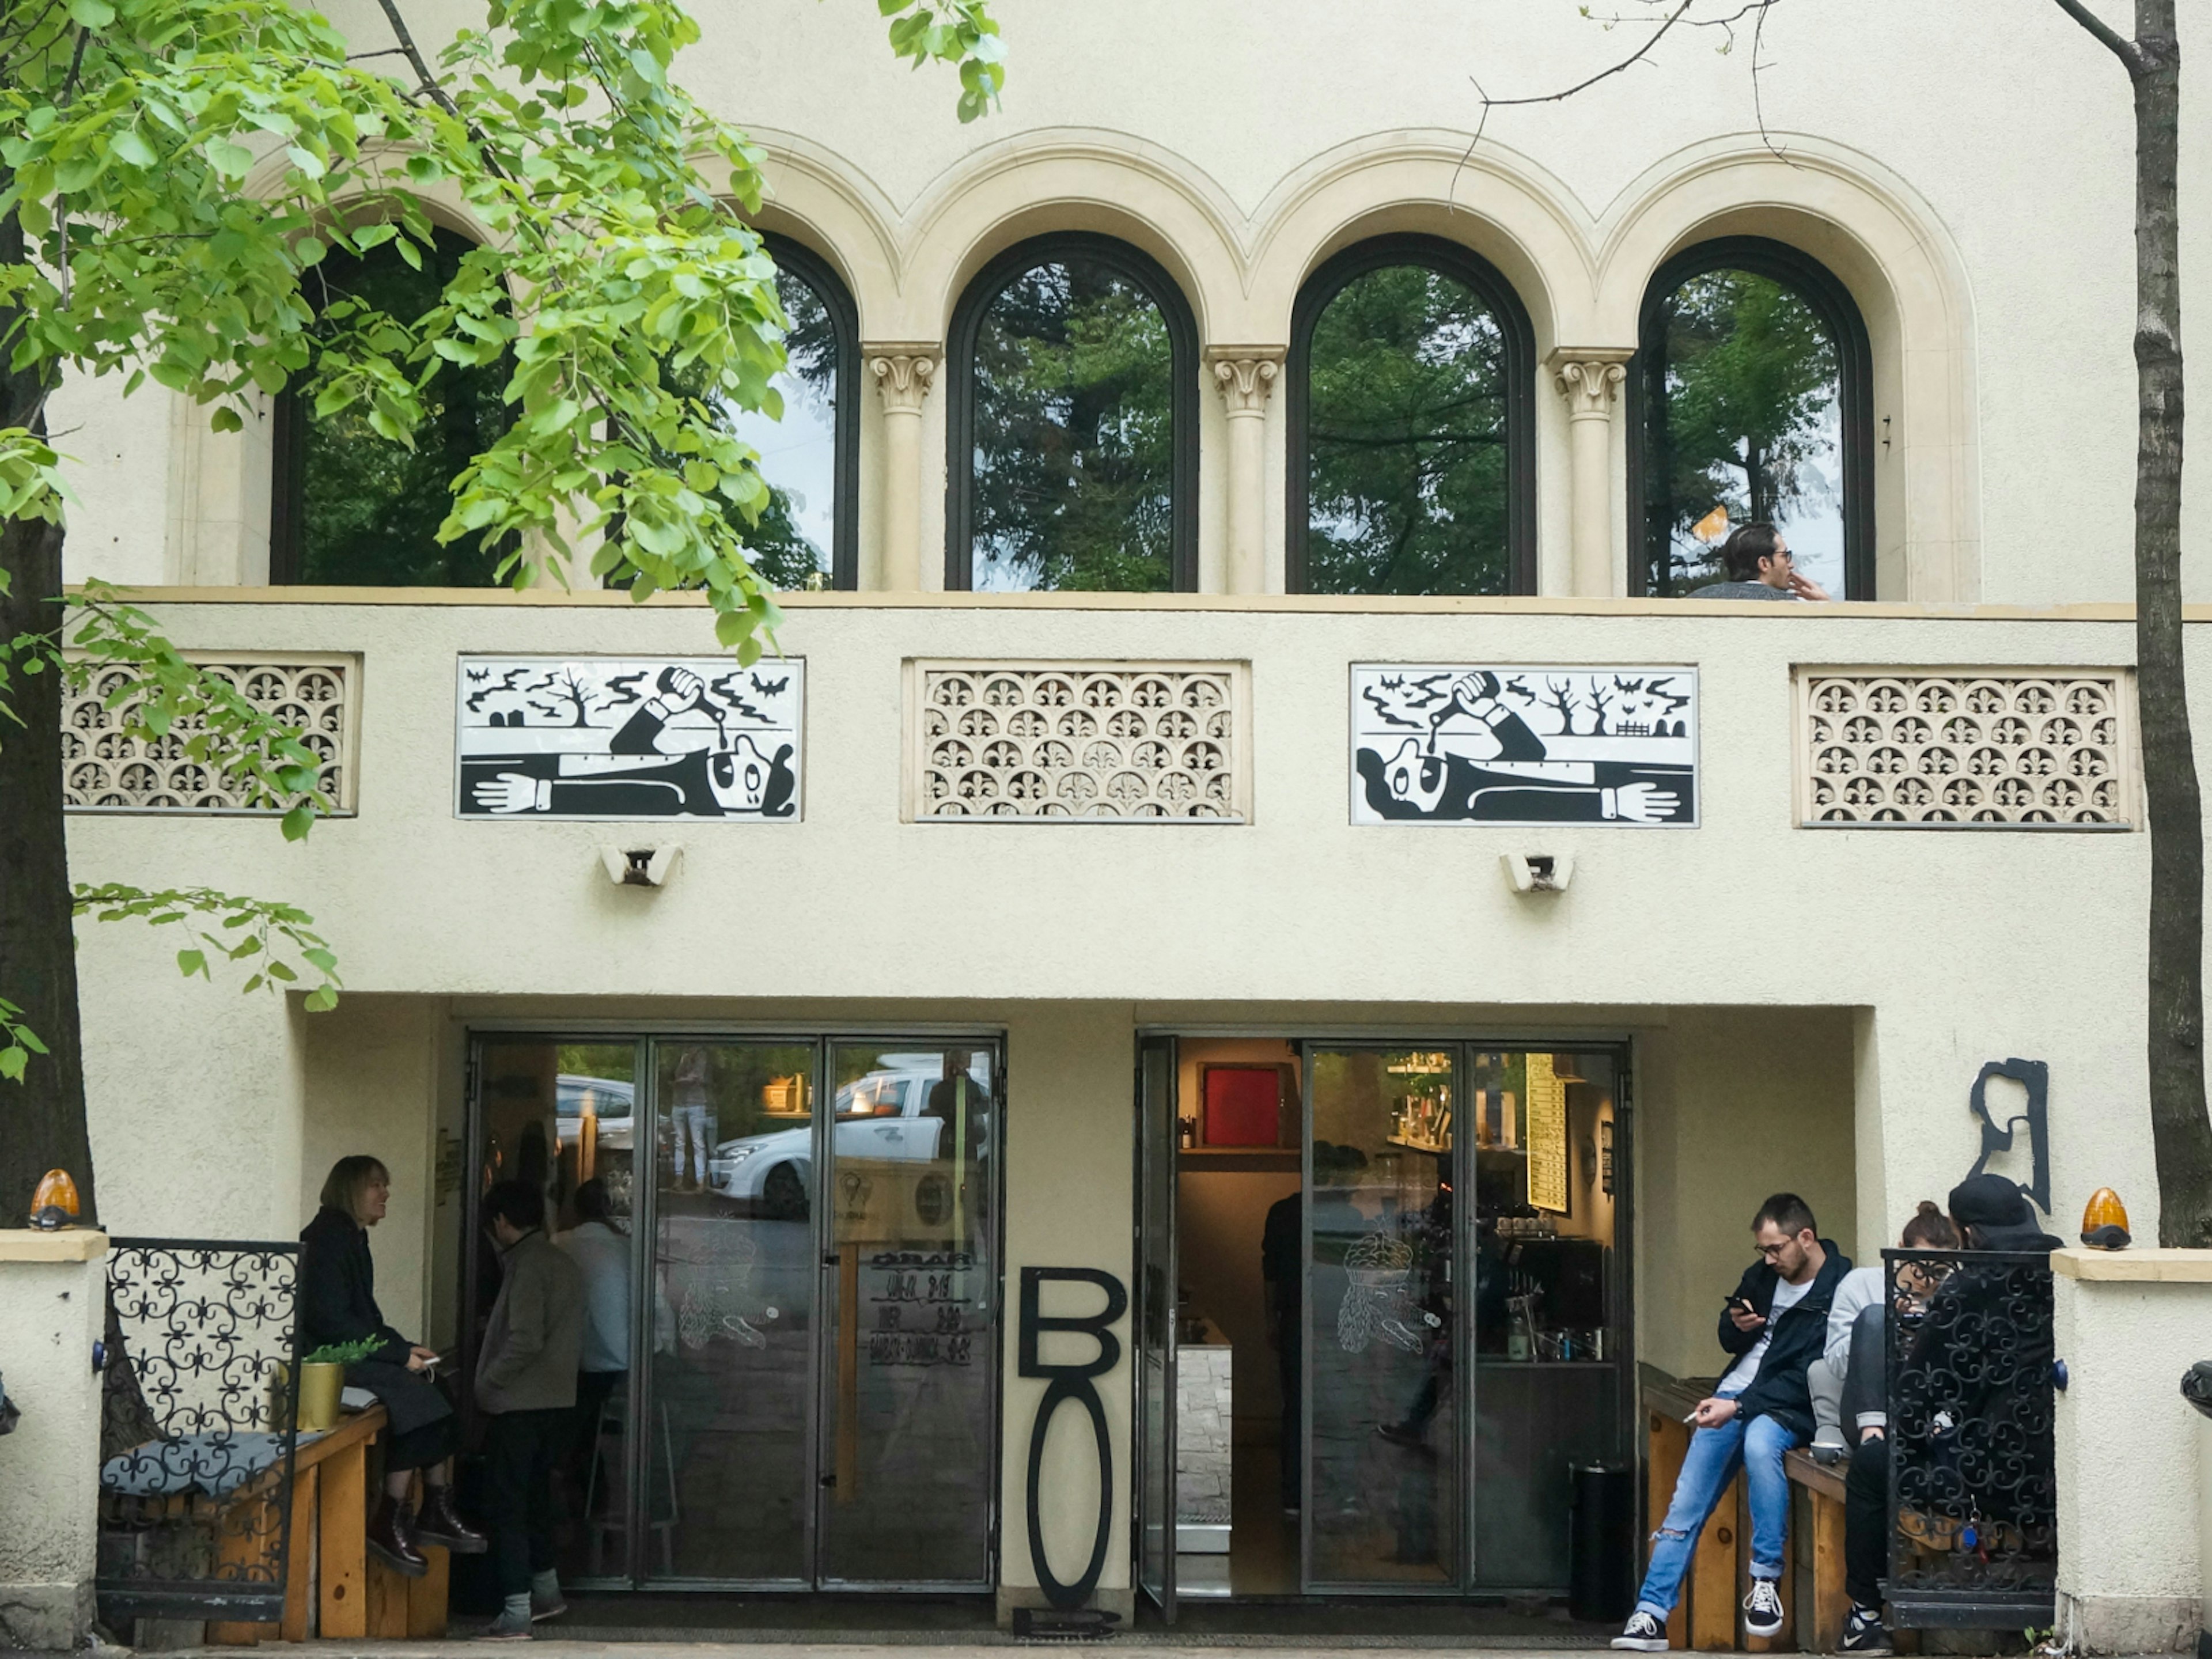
[0,1235,107,1652]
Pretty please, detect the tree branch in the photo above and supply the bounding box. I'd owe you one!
[1455,1,1696,209]
[2047,0,2143,71]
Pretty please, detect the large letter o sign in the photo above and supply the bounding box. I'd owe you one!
[1018,1267,1128,1609]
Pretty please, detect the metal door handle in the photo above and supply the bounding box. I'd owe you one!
[822,1252,841,1266]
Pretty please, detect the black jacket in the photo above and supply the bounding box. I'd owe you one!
[298,1205,412,1368]
[1715,1240,1854,1438]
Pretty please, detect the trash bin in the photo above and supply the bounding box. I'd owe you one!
[1570,1460,1636,1623]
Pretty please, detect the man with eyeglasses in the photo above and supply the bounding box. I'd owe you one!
[1613,1193,1852,1652]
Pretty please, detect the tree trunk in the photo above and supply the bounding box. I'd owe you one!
[2125,3,2212,1247]
[0,510,97,1229]
[0,194,97,1228]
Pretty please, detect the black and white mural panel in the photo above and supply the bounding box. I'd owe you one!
[454,656,803,820]
[1350,664,1698,826]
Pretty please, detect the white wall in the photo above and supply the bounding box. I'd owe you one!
[0,1237,105,1649]
[47,2,2212,605]
[2053,1259,2212,1653]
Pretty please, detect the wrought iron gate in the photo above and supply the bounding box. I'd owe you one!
[95,1239,302,1626]
[1883,1246,2056,1628]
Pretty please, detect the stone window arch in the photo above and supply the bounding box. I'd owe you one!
[1285,234,1538,596]
[944,232,1199,592]
[1628,236,1875,599]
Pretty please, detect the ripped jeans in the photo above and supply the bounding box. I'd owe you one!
[1634,1409,1801,1619]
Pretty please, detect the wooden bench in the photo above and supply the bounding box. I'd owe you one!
[204,1403,449,1645]
[1643,1376,1849,1653]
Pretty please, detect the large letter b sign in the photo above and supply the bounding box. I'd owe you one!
[1018,1267,1128,1609]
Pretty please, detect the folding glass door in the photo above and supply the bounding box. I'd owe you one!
[1133,1036,1629,1611]
[466,1032,1001,1592]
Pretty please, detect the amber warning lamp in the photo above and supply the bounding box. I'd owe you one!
[2080,1187,2131,1251]
[29,1168,81,1231]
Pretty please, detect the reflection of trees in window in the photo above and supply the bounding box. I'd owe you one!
[1633,241,1870,599]
[1303,266,1511,596]
[963,253,1180,592]
[274,228,513,585]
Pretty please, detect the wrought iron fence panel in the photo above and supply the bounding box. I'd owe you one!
[96,1239,302,1626]
[1883,1246,2056,1628]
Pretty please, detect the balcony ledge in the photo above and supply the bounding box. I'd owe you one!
[2052,1246,2212,1282]
[0,1229,109,1262]
[62,584,2190,623]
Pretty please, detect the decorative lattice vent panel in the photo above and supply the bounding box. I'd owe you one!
[63,656,357,814]
[1797,669,2133,828]
[910,662,1248,821]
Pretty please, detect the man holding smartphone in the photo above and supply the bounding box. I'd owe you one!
[1612,1194,1851,1651]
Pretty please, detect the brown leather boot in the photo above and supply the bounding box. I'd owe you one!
[367,1494,428,1578]
[414,1483,488,1554]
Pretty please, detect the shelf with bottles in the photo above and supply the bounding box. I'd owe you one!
[1388,1087,1452,1154]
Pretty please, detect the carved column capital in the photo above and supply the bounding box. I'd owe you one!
[1547,349,1631,422]
[1208,351,1282,417]
[867,347,938,414]
[1551,358,1626,420]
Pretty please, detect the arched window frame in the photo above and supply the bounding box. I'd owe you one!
[759,230,862,592]
[1285,233,1538,596]
[944,232,1200,592]
[268,222,504,586]
[1626,236,1876,600]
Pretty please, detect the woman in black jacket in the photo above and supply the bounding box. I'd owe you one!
[300,1155,487,1575]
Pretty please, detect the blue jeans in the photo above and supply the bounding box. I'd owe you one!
[1634,1410,1802,1618]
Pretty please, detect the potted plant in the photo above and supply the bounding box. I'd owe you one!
[272,1336,381,1433]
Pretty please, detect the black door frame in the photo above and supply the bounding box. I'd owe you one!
[462,1025,1007,1594]
[1131,1029,1638,1605]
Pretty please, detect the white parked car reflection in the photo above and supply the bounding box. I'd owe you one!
[556,1073,635,1152]
[707,1062,972,1218]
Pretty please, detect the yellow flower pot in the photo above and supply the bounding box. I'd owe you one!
[287,1361,346,1432]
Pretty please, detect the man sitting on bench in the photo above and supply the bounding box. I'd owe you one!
[1613,1194,1852,1652]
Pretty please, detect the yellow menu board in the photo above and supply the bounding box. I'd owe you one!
[1526,1052,1569,1213]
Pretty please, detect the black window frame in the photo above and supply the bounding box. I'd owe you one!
[943,231,1200,593]
[1285,233,1539,596]
[758,231,862,592]
[270,228,861,591]
[267,224,503,588]
[1626,234,1876,600]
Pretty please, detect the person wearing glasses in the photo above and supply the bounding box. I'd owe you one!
[1689,522,1834,601]
[1613,1194,1852,1652]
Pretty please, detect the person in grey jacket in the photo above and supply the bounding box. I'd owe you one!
[1809,1202,1959,1459]
[475,1181,585,1641]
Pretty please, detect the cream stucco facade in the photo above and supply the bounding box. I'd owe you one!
[17,0,2212,1647]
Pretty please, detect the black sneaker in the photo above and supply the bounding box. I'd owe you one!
[1840,1604,1892,1655]
[1611,1609,1669,1652]
[1743,1577,1785,1638]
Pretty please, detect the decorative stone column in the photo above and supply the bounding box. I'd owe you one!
[1548,349,1631,599]
[1207,347,1283,595]
[867,345,938,592]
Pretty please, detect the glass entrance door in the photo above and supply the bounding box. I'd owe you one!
[817,1043,998,1588]
[1302,1047,1463,1592]
[462,1031,1002,1593]
[1135,1036,1178,1619]
[1122,1035,1629,1603]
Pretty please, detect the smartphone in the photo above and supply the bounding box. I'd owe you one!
[1726,1295,1756,1316]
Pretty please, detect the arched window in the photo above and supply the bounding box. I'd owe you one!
[705,233,859,590]
[1287,235,1536,595]
[945,233,1198,592]
[270,226,514,586]
[1629,237,1874,599]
